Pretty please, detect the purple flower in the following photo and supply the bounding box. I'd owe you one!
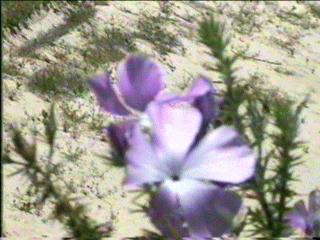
[89,55,221,161]
[186,76,220,126]
[104,120,136,165]
[89,55,166,159]
[124,103,256,238]
[89,55,166,116]
[286,189,320,237]
[89,55,220,124]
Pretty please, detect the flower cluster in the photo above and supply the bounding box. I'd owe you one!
[89,56,221,161]
[89,55,257,238]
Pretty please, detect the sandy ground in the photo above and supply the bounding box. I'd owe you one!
[3,1,320,239]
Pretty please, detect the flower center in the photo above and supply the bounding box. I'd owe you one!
[171,174,180,181]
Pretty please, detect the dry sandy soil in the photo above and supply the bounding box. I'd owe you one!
[3,1,320,239]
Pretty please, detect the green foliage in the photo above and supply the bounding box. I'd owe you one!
[2,60,22,77]
[4,104,113,239]
[309,3,320,19]
[16,2,97,57]
[199,15,244,132]
[80,24,137,65]
[136,10,183,56]
[87,108,105,133]
[60,101,88,130]
[44,103,57,149]
[233,3,261,35]
[11,128,37,166]
[2,1,51,33]
[158,1,174,19]
[13,187,39,214]
[29,64,89,97]
[62,2,96,25]
[269,97,307,234]
[199,15,306,238]
[277,6,318,29]
[62,144,86,164]
[2,1,92,34]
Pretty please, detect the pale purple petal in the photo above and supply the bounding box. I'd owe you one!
[187,76,219,124]
[105,120,136,158]
[182,126,256,184]
[149,179,242,239]
[124,125,168,190]
[147,102,202,160]
[188,77,215,97]
[118,55,166,111]
[149,181,189,239]
[286,200,308,231]
[155,77,220,125]
[309,189,320,213]
[153,91,178,103]
[89,73,130,116]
